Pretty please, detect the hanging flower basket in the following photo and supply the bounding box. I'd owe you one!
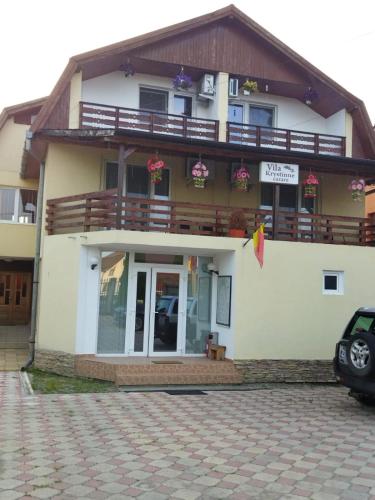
[147,157,165,184]
[173,67,193,91]
[303,174,319,198]
[348,179,365,202]
[192,161,209,188]
[232,165,250,192]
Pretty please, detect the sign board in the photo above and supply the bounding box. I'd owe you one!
[259,162,299,185]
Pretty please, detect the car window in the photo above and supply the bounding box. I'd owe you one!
[157,298,172,312]
[172,300,179,314]
[348,315,375,336]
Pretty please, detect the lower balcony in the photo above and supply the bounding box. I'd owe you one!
[46,190,375,246]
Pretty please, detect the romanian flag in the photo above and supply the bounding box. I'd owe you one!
[253,224,265,268]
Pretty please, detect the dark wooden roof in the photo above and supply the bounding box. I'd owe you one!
[0,97,47,130]
[30,4,375,158]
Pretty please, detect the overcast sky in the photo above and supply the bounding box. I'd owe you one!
[1,0,374,122]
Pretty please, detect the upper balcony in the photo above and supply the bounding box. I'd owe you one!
[79,101,346,157]
[80,102,219,142]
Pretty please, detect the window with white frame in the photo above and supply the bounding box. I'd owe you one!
[139,88,168,113]
[0,187,37,223]
[323,271,344,295]
[249,104,274,127]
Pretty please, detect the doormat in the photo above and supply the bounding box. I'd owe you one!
[165,390,207,395]
[152,361,184,364]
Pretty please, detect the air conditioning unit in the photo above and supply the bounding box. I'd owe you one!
[228,78,239,97]
[199,74,215,96]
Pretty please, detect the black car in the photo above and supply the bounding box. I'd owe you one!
[334,308,375,404]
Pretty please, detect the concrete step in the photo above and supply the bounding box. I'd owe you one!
[75,357,243,386]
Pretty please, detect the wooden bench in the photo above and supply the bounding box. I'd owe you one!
[208,344,226,361]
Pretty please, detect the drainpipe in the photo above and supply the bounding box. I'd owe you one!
[21,161,45,371]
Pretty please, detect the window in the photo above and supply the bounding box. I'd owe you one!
[348,315,375,337]
[105,162,118,190]
[0,187,37,223]
[249,105,274,127]
[260,184,297,210]
[174,95,192,117]
[0,188,16,220]
[139,88,168,113]
[323,271,344,295]
[228,104,243,124]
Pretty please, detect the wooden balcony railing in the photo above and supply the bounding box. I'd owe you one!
[80,102,219,141]
[46,190,375,246]
[227,122,346,156]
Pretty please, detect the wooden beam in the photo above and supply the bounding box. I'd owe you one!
[273,184,280,240]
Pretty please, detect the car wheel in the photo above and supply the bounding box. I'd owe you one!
[346,333,375,377]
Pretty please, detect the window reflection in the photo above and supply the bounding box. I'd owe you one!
[97,252,128,354]
[185,256,212,354]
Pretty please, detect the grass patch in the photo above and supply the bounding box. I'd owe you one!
[27,368,118,394]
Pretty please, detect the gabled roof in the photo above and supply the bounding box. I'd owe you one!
[30,4,375,156]
[0,97,47,130]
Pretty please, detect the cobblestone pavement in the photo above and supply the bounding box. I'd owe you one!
[1,372,375,499]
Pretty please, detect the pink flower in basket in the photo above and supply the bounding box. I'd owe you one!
[303,174,319,185]
[192,161,209,178]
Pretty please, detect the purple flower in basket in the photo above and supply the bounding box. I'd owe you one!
[173,67,193,90]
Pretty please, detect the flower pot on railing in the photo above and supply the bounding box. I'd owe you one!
[228,210,247,238]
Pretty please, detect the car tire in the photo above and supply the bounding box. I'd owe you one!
[346,332,375,377]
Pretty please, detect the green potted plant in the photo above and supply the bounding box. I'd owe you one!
[228,209,248,238]
[242,80,258,96]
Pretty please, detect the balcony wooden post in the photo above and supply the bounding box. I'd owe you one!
[116,145,125,230]
[341,137,346,156]
[314,134,319,154]
[182,117,187,138]
[272,184,280,240]
[256,126,261,147]
[286,130,291,151]
[79,102,84,128]
[83,197,92,232]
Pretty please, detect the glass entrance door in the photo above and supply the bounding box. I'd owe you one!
[127,267,185,356]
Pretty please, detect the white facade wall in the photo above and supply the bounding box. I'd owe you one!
[230,92,345,136]
[82,72,214,120]
[82,71,347,138]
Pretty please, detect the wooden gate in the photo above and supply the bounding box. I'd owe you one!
[0,272,32,325]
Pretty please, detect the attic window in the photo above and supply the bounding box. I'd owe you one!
[139,88,168,113]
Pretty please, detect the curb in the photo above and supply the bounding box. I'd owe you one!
[19,370,34,396]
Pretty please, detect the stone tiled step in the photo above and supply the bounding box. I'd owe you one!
[75,357,243,386]
[115,372,243,386]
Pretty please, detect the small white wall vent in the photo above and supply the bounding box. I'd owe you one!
[228,78,239,97]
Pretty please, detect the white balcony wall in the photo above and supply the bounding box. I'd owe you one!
[82,71,215,120]
[229,92,346,137]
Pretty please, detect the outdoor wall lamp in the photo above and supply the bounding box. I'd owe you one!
[207,263,219,275]
[89,257,99,270]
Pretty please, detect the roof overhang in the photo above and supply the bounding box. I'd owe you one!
[32,128,375,178]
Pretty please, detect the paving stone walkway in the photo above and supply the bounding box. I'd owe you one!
[1,374,375,499]
[0,349,28,371]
